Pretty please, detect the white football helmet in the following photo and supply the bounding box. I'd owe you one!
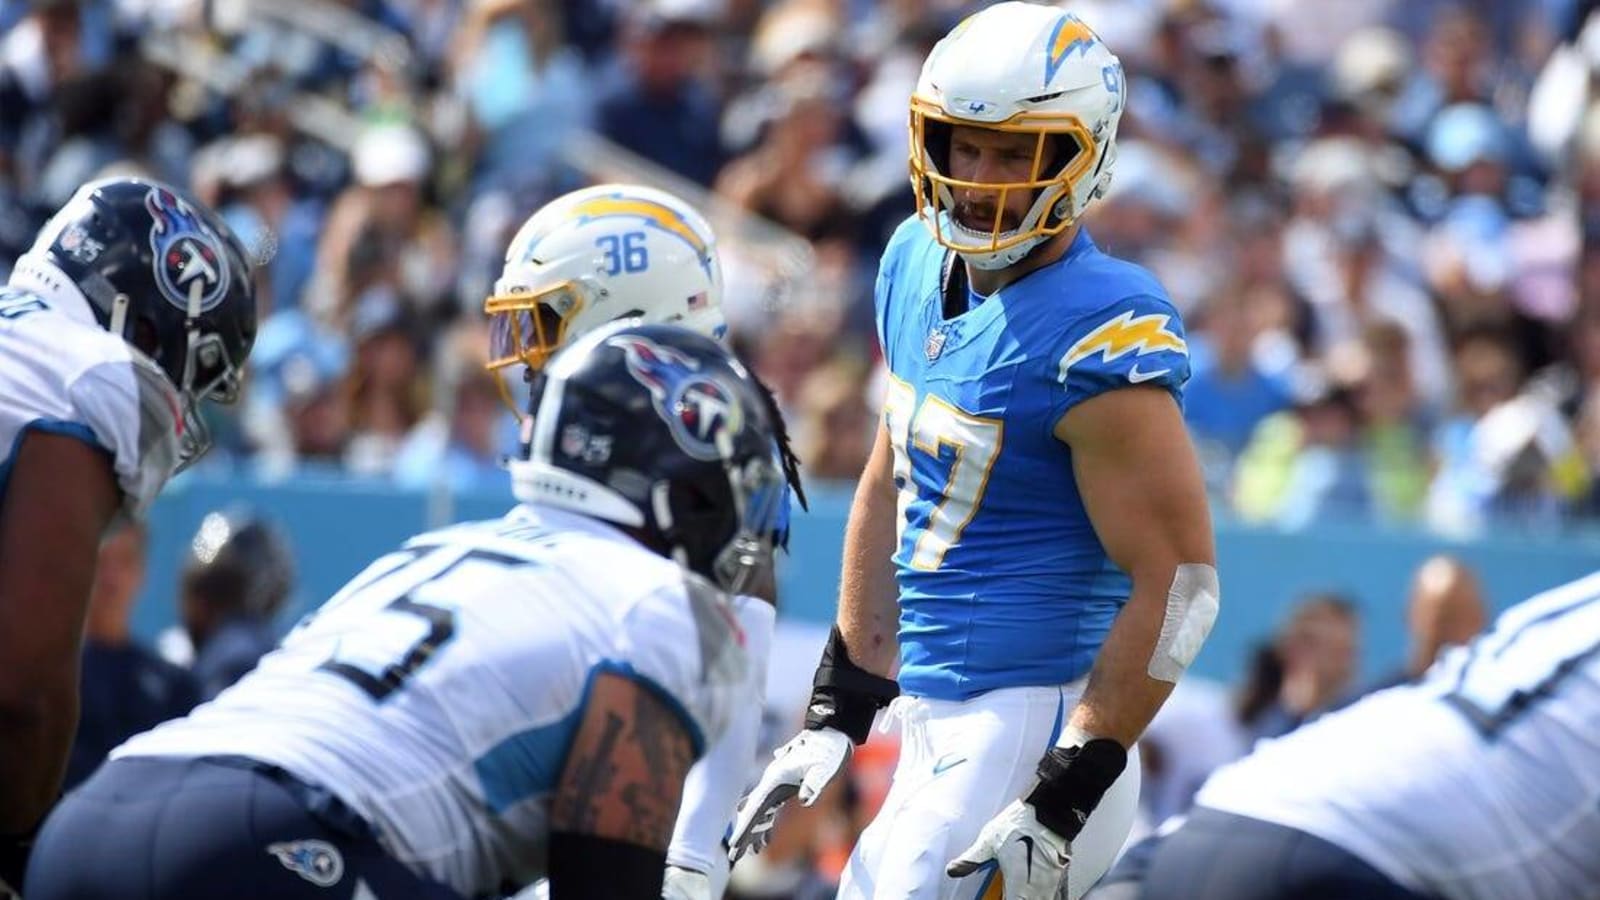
[485,183,726,381]
[909,2,1126,270]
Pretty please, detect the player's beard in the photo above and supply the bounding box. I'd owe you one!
[954,199,1023,235]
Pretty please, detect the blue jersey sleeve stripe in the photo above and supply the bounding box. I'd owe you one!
[473,659,707,814]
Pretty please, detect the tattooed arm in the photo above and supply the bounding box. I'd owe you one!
[548,670,698,897]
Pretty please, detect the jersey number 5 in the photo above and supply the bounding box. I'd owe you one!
[308,546,528,701]
[882,376,1002,571]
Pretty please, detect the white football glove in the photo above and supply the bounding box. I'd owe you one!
[727,726,852,862]
[946,800,1071,900]
[661,865,710,900]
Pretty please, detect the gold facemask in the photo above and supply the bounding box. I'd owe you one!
[483,282,588,417]
[907,94,1097,256]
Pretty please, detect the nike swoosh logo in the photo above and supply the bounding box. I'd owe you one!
[1128,363,1170,384]
[1017,836,1035,882]
[931,754,967,775]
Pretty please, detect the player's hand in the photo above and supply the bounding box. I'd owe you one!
[946,800,1071,900]
[727,726,851,862]
[661,864,710,900]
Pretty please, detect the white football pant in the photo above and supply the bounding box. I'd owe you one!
[838,682,1141,900]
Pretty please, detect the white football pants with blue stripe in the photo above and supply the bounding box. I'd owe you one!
[838,681,1141,900]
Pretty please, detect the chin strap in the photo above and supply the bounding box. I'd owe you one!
[108,291,130,338]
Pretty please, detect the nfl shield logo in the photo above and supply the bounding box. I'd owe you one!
[925,327,948,361]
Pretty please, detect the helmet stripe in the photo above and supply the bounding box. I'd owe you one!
[568,197,711,270]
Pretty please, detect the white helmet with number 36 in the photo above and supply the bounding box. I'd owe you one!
[485,184,726,380]
[909,2,1126,270]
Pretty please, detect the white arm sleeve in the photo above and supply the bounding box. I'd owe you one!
[667,596,776,881]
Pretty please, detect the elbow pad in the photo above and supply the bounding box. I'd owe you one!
[1148,563,1220,684]
[803,626,899,744]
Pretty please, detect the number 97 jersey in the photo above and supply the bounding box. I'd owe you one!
[874,216,1189,701]
[114,505,748,899]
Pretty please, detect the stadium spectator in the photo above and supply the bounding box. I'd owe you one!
[392,320,514,494]
[792,357,875,482]
[1395,555,1488,685]
[173,510,297,700]
[595,2,724,186]
[448,0,589,195]
[242,308,355,475]
[344,290,426,476]
[1182,286,1295,486]
[1247,593,1361,741]
[66,521,198,792]
[307,122,457,328]
[197,134,322,318]
[1233,380,1373,528]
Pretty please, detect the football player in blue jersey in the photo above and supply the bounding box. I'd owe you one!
[730,5,1219,900]
[483,183,804,900]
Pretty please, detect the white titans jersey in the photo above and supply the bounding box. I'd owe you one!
[117,504,748,898]
[0,284,181,517]
[1198,570,1600,900]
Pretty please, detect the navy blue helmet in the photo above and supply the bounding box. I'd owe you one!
[19,176,257,468]
[511,321,785,593]
[183,509,296,621]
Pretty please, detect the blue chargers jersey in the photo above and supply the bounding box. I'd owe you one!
[875,216,1190,700]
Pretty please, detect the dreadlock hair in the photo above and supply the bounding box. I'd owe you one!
[752,373,808,513]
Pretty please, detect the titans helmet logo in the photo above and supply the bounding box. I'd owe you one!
[608,334,744,462]
[265,839,344,887]
[145,187,230,315]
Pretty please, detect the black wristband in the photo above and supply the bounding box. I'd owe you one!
[1024,738,1128,841]
[548,832,666,899]
[803,626,899,744]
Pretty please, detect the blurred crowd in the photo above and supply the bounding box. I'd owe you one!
[7,0,1600,536]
